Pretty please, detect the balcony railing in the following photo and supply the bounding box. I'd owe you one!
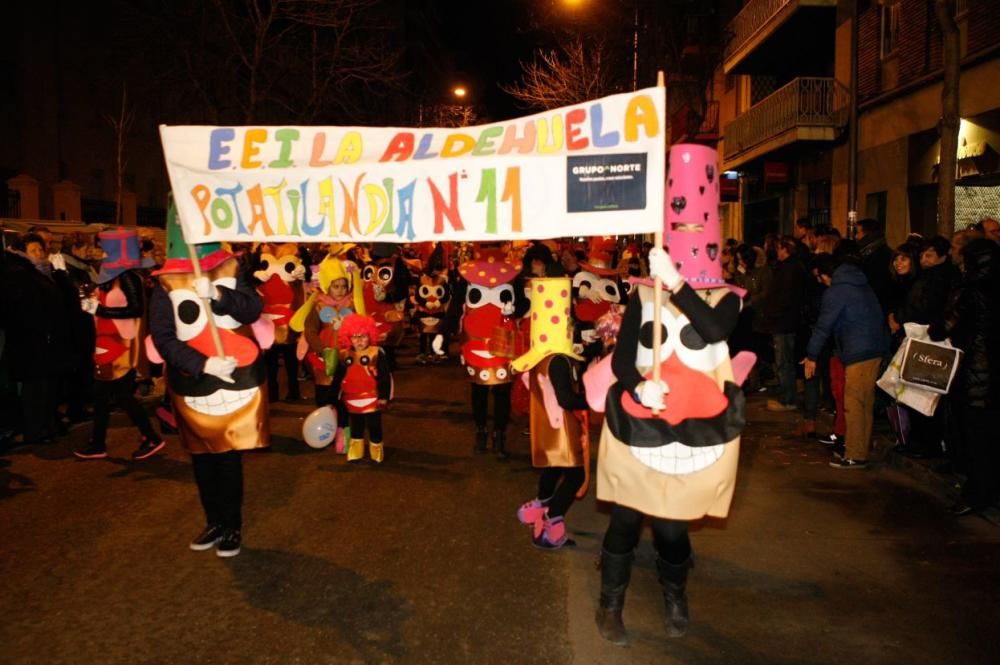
[725,0,836,65]
[723,77,848,160]
[726,0,795,61]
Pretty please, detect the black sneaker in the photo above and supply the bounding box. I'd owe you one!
[216,529,241,558]
[829,458,867,469]
[74,443,108,460]
[189,524,224,551]
[133,437,165,460]
[816,433,841,446]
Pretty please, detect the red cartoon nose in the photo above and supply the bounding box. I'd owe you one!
[188,326,259,366]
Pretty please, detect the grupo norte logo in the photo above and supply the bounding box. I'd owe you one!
[567,153,647,213]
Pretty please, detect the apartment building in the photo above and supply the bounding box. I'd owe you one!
[856,0,1000,241]
[718,0,1000,247]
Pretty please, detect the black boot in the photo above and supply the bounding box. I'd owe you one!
[473,426,488,454]
[656,556,691,638]
[595,549,633,646]
[493,428,509,461]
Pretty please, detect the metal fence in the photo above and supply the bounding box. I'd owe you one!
[723,77,849,160]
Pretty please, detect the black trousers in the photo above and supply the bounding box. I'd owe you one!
[960,405,1000,510]
[602,503,691,565]
[471,383,511,431]
[538,467,586,519]
[92,370,159,448]
[191,451,243,530]
[349,411,383,443]
[18,374,59,442]
[266,343,300,400]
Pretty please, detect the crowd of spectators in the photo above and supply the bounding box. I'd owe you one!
[727,216,1000,515]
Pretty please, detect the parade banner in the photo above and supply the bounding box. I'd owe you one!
[160,87,665,244]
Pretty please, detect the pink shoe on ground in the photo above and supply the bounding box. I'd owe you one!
[533,515,571,550]
[517,498,548,525]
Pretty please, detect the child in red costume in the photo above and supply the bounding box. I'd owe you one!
[335,314,392,464]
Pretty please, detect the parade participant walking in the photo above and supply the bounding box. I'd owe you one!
[593,145,748,645]
[512,273,589,550]
[74,228,164,460]
[148,210,269,557]
[255,243,306,402]
[291,252,365,451]
[335,313,392,464]
[452,246,529,460]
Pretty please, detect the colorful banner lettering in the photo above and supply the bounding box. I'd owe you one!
[160,87,665,244]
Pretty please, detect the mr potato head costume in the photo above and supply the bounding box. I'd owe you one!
[147,210,271,558]
[589,145,753,645]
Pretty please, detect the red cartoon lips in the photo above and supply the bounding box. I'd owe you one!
[621,352,729,426]
[575,299,611,323]
[94,335,128,366]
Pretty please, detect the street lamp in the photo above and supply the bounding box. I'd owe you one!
[452,86,467,99]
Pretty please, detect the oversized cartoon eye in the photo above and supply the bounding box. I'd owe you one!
[596,278,621,302]
[377,267,393,283]
[497,287,514,304]
[636,301,675,369]
[284,261,297,274]
[467,365,475,375]
[495,368,508,380]
[466,285,485,307]
[210,276,240,329]
[168,289,206,342]
[479,369,491,381]
[639,321,668,349]
[434,286,446,299]
[362,265,376,281]
[573,271,598,289]
[679,323,707,350]
[259,259,270,271]
[419,285,432,298]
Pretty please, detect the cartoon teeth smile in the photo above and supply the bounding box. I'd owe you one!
[184,387,259,416]
[629,441,725,476]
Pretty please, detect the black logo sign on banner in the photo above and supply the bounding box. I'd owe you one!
[566,153,647,213]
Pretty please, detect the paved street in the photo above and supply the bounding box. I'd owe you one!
[2,343,999,664]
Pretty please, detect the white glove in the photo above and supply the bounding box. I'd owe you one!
[431,334,445,356]
[194,276,217,301]
[203,356,237,383]
[49,253,67,272]
[501,302,515,316]
[586,289,604,304]
[637,379,668,410]
[81,297,99,314]
[291,264,307,281]
[648,247,683,290]
[581,329,599,344]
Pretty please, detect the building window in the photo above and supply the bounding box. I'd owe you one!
[865,191,888,229]
[881,1,900,59]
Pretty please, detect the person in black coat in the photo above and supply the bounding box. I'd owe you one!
[762,236,807,411]
[929,239,1000,515]
[0,236,71,445]
[856,218,892,316]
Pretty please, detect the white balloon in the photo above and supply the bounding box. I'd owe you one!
[302,406,338,449]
